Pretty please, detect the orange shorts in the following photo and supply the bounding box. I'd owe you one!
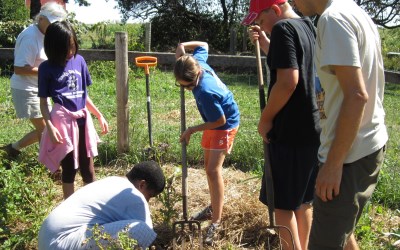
[201,127,239,154]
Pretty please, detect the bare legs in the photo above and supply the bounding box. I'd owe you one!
[275,203,313,250]
[204,149,226,224]
[13,118,45,150]
[344,234,360,250]
[62,183,74,200]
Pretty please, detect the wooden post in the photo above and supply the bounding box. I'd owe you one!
[145,23,151,52]
[243,26,248,52]
[115,32,129,153]
[230,27,237,55]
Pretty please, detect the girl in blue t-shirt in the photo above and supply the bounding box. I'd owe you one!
[174,41,240,245]
[38,21,109,199]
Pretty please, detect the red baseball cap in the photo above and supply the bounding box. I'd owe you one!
[241,0,287,25]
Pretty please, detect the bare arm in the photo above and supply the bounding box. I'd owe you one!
[175,41,209,59]
[40,98,62,144]
[14,65,38,76]
[258,68,298,142]
[86,95,109,134]
[248,25,271,55]
[315,65,368,202]
[180,115,226,144]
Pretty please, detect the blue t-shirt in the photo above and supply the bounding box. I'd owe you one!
[38,54,92,112]
[192,46,240,130]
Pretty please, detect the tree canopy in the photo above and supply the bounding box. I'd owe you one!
[357,0,400,29]
[112,0,398,52]
[115,0,399,28]
[0,0,29,21]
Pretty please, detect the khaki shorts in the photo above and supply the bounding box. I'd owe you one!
[309,147,385,249]
[11,88,42,119]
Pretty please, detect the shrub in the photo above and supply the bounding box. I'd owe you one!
[0,20,30,48]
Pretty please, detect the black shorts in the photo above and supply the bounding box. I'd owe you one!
[259,143,319,210]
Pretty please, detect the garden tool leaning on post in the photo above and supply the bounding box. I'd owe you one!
[135,56,157,148]
[254,39,295,250]
[172,86,203,249]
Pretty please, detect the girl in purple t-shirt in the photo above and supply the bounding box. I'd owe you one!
[38,21,109,199]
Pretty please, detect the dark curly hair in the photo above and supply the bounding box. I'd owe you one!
[126,161,166,195]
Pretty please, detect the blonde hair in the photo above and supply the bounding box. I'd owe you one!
[174,55,200,83]
[34,2,67,24]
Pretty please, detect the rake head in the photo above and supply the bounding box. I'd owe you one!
[263,224,295,250]
[172,220,202,249]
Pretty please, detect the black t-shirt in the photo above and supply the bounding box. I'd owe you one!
[266,17,321,146]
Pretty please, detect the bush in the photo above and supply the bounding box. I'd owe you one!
[380,28,400,71]
[0,0,29,22]
[0,20,30,48]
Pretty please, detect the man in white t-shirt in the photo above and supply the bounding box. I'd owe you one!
[1,2,67,169]
[38,161,166,250]
[293,0,388,249]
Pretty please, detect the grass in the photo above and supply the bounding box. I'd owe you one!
[0,61,400,249]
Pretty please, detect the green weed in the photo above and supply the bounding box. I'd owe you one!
[84,224,140,249]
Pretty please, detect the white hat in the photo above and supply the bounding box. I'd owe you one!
[39,2,67,23]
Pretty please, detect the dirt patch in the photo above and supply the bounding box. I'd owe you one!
[149,164,274,249]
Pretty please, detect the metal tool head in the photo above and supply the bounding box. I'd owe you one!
[172,219,203,249]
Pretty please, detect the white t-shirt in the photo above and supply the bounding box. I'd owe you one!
[10,24,47,91]
[315,0,388,163]
[38,177,154,249]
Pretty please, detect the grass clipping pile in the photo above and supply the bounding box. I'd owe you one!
[150,164,274,249]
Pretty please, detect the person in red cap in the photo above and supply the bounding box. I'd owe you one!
[242,0,321,250]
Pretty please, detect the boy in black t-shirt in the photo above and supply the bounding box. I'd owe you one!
[242,0,320,249]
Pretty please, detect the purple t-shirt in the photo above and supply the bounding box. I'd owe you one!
[38,54,92,112]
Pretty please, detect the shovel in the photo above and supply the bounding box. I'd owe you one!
[254,39,295,249]
[135,56,157,148]
[172,86,203,249]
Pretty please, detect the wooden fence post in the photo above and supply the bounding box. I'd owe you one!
[145,23,151,52]
[115,32,129,153]
[243,26,248,52]
[230,27,237,55]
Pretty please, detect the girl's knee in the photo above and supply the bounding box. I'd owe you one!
[205,168,222,179]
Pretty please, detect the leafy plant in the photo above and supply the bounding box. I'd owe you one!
[156,166,182,225]
[88,22,115,50]
[84,224,140,249]
[0,0,29,22]
[0,20,30,48]
[67,12,90,48]
[0,156,58,249]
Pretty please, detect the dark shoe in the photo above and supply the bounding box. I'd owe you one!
[204,222,220,246]
[190,205,212,221]
[0,144,21,159]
